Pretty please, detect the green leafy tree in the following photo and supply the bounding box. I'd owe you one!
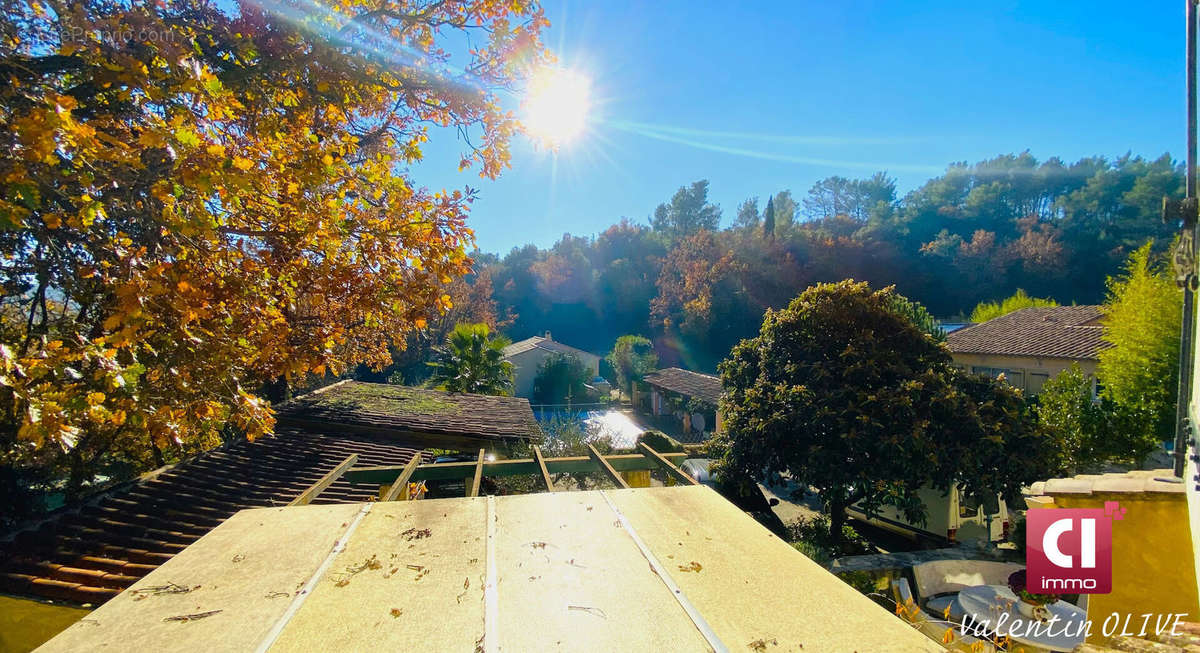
[1096,242,1182,460]
[532,352,592,405]
[605,335,658,395]
[970,289,1059,323]
[733,197,761,230]
[712,280,1061,552]
[650,180,721,240]
[424,324,513,396]
[1036,364,1132,470]
[763,195,776,240]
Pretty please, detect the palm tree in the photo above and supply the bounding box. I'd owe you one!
[426,323,514,395]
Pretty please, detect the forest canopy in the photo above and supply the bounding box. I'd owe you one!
[452,152,1181,373]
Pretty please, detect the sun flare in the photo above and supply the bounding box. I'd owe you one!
[523,68,591,146]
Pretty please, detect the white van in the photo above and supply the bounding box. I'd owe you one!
[845,486,1010,544]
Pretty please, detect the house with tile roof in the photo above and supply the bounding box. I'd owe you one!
[638,367,724,442]
[945,305,1108,395]
[501,332,601,399]
[0,381,540,649]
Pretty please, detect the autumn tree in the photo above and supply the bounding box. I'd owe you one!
[0,0,549,497]
[711,281,1061,552]
[425,323,513,396]
[605,335,657,395]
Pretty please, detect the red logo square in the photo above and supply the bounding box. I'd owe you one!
[1026,507,1115,594]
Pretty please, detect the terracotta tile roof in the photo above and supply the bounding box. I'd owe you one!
[502,335,597,360]
[0,427,427,606]
[642,368,723,406]
[945,305,1108,360]
[275,381,542,442]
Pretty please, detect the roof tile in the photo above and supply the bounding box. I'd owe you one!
[946,306,1107,360]
[0,427,428,606]
[642,368,722,405]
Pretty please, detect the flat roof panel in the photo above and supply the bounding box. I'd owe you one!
[37,503,364,652]
[492,491,709,651]
[270,498,489,651]
[608,487,942,652]
[39,487,941,652]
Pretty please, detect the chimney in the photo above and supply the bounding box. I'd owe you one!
[544,330,552,340]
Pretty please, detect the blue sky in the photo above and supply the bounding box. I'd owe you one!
[416,0,1182,255]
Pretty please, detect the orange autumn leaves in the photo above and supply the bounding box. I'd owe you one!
[0,0,548,478]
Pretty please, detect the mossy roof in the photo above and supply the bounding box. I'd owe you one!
[277,381,542,441]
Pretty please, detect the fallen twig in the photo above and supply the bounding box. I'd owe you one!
[568,605,607,619]
[163,610,222,622]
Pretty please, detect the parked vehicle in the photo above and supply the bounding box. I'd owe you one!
[845,486,1010,544]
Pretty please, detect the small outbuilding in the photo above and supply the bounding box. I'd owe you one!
[639,367,724,442]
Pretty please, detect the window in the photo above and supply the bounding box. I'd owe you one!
[971,366,1025,391]
[1028,372,1050,395]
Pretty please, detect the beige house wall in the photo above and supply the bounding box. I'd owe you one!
[950,352,1097,395]
[507,348,601,400]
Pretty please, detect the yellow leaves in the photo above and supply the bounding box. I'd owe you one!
[175,126,200,148]
[139,130,167,148]
[1,0,546,476]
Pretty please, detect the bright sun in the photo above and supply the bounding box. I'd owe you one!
[523,68,591,146]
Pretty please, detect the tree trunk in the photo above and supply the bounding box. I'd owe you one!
[263,376,290,404]
[65,450,88,502]
[148,436,166,468]
[828,499,847,555]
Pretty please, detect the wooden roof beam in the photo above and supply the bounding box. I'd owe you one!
[289,454,358,506]
[637,442,699,486]
[532,445,554,492]
[380,452,422,502]
[467,448,485,497]
[345,452,689,484]
[587,444,629,489]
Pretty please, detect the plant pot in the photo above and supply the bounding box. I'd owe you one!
[1018,599,1051,623]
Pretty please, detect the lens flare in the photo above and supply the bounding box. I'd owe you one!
[523,68,591,146]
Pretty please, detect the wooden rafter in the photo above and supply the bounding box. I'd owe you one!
[532,445,554,492]
[289,454,358,506]
[467,448,485,498]
[587,444,629,489]
[346,452,689,485]
[637,442,699,486]
[380,452,422,501]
